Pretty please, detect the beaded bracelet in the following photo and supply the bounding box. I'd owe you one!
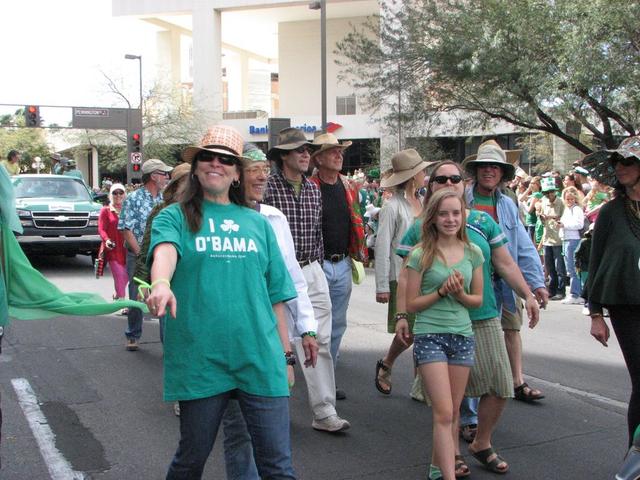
[395,312,409,321]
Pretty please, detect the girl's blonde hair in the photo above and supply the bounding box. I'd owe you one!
[562,186,582,206]
[418,189,468,271]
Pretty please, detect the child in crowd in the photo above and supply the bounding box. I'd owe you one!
[404,189,484,480]
[574,223,594,315]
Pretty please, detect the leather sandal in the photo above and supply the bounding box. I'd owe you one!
[375,359,392,394]
[455,455,471,478]
[470,447,509,474]
[514,382,545,402]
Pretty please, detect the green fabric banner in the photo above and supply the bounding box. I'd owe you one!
[0,168,147,324]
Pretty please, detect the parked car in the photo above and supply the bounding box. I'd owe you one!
[12,174,104,258]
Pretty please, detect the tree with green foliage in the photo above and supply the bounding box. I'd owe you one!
[0,109,52,173]
[61,73,206,176]
[336,0,640,154]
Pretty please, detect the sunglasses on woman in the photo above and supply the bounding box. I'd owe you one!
[433,175,463,185]
[197,152,237,166]
[612,155,637,167]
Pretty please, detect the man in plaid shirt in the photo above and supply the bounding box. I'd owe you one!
[264,127,350,433]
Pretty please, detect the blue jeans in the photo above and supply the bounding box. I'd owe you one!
[166,390,295,480]
[322,258,353,367]
[222,399,259,480]
[563,239,582,297]
[460,396,479,427]
[544,245,566,297]
[125,251,143,340]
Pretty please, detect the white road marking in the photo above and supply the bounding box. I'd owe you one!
[11,378,86,480]
[530,376,629,410]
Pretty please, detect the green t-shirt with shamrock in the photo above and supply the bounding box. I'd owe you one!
[149,201,297,401]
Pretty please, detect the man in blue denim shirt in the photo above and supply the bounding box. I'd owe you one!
[118,158,172,351]
[464,140,549,402]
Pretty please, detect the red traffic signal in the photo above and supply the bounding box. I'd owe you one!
[25,105,40,127]
[131,132,141,152]
[132,164,141,172]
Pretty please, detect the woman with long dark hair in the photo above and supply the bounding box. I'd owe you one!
[585,136,640,449]
[145,125,298,479]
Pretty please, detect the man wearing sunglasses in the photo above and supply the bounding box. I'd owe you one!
[464,140,549,403]
[118,158,173,351]
[264,128,351,433]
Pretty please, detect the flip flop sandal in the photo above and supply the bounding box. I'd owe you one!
[514,382,545,402]
[470,447,509,474]
[375,359,392,395]
[455,455,471,478]
[459,424,477,443]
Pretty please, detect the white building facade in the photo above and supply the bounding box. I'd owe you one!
[112,0,562,171]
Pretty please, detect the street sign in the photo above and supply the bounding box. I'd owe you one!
[72,107,140,130]
[74,108,110,117]
[130,152,142,164]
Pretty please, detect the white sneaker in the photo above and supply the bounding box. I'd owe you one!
[582,306,590,315]
[173,402,180,417]
[312,414,350,432]
[561,295,583,305]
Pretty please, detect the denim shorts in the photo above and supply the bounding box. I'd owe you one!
[413,333,476,367]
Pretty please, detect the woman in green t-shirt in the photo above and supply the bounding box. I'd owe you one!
[146,126,298,480]
[406,189,484,480]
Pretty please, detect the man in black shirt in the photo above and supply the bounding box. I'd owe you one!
[310,133,367,399]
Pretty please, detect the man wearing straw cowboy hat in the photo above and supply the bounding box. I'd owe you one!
[309,132,368,400]
[464,140,549,403]
[263,127,350,433]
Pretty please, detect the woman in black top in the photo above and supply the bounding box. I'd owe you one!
[585,136,640,448]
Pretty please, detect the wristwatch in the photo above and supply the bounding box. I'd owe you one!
[300,331,317,338]
[285,351,296,366]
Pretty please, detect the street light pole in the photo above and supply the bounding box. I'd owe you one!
[124,54,143,110]
[125,54,143,184]
[309,1,327,133]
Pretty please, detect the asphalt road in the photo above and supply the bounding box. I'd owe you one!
[0,254,630,479]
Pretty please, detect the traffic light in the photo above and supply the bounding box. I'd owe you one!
[132,132,141,152]
[24,105,40,127]
[132,164,141,173]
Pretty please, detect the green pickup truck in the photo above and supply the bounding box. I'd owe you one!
[12,174,106,258]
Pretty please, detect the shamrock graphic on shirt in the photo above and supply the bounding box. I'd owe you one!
[220,219,240,233]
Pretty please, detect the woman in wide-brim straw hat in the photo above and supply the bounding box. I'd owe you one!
[145,124,299,478]
[584,135,640,449]
[374,149,431,395]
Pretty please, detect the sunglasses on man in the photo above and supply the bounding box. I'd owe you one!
[293,146,312,154]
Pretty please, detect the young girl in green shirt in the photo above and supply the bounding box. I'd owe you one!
[406,189,484,480]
